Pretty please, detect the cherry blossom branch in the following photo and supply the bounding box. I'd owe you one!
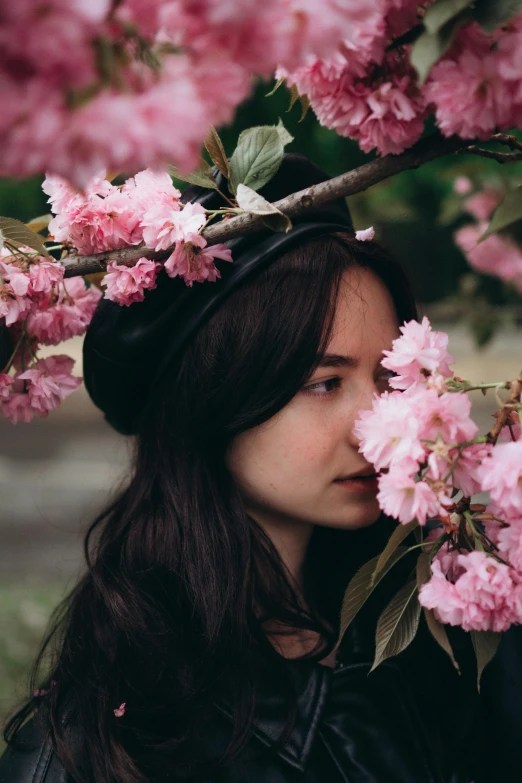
[486,371,522,444]
[458,146,522,164]
[62,134,470,278]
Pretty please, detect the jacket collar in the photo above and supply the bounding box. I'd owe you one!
[214,658,332,772]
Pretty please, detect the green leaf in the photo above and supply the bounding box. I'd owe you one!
[372,520,418,586]
[265,76,285,97]
[336,546,409,652]
[25,214,52,234]
[411,10,471,84]
[471,629,502,691]
[0,216,51,258]
[229,127,285,193]
[236,184,292,232]
[472,0,522,32]
[416,553,460,672]
[423,607,461,672]
[204,127,230,180]
[480,185,522,240]
[298,94,311,123]
[371,581,421,672]
[288,83,300,112]
[168,160,218,190]
[423,0,472,34]
[276,118,294,148]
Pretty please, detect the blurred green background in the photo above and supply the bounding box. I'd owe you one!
[1,80,521,748]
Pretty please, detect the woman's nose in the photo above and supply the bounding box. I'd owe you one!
[346,379,379,448]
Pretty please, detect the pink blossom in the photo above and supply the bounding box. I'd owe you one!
[122,169,181,223]
[419,551,522,631]
[414,389,478,445]
[142,202,207,252]
[28,260,65,295]
[478,442,522,518]
[17,355,81,417]
[464,189,502,222]
[0,374,13,400]
[0,285,32,326]
[426,24,517,139]
[285,50,426,156]
[27,278,102,345]
[1,392,39,424]
[453,176,473,195]
[0,261,31,297]
[455,225,522,292]
[418,559,466,626]
[381,317,454,390]
[113,702,126,718]
[355,226,375,241]
[164,242,233,286]
[451,442,493,497]
[102,258,161,306]
[496,520,522,573]
[377,469,442,525]
[354,389,425,470]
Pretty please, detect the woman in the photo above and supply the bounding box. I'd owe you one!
[0,155,489,782]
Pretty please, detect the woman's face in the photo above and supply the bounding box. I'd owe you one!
[226,266,400,533]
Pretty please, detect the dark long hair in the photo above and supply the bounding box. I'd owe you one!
[5,233,417,782]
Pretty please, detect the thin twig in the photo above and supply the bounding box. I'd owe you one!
[491,133,522,153]
[486,371,522,444]
[458,146,522,164]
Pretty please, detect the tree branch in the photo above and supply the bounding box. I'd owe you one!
[62,134,470,278]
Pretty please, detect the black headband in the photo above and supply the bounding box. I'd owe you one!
[83,153,353,434]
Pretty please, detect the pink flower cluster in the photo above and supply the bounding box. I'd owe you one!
[280,10,522,156]
[44,167,233,303]
[0,244,100,423]
[426,21,522,140]
[1,0,417,184]
[355,316,522,632]
[453,184,522,293]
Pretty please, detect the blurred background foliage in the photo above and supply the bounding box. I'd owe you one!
[1,79,522,749]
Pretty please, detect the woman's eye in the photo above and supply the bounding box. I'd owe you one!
[303,377,341,395]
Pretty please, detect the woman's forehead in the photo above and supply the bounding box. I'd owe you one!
[327,267,400,358]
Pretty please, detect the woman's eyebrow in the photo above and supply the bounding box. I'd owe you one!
[316,353,359,369]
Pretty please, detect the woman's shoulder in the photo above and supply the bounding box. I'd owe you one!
[0,714,69,783]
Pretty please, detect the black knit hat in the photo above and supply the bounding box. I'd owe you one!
[83,153,353,434]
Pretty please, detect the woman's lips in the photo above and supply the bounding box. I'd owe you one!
[334,474,379,493]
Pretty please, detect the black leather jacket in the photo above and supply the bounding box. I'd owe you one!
[2,589,522,783]
[2,616,510,783]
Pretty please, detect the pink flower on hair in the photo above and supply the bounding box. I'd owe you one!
[114,702,126,718]
[164,242,233,287]
[381,317,454,390]
[477,442,522,518]
[355,226,375,241]
[102,258,161,306]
